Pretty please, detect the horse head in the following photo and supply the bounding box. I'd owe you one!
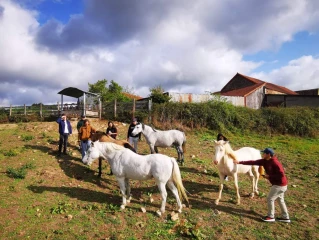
[131,122,143,136]
[213,140,227,165]
[213,140,237,165]
[82,141,100,166]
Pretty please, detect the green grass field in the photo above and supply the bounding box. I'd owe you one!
[0,120,318,239]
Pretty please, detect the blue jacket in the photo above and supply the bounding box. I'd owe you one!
[56,118,72,135]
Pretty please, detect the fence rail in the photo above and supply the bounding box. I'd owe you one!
[0,99,152,121]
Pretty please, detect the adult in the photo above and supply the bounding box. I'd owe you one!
[56,113,72,156]
[106,121,118,139]
[79,119,96,158]
[127,118,140,153]
[77,115,86,150]
[233,148,290,223]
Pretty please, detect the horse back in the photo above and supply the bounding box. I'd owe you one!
[235,147,261,174]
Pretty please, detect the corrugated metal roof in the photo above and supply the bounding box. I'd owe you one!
[221,73,298,97]
[58,87,100,98]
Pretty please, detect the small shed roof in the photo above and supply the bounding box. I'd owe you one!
[57,87,100,98]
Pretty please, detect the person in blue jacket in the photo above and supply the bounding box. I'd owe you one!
[56,113,72,156]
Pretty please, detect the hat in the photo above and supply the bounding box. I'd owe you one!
[261,148,274,156]
[81,115,86,118]
[132,118,137,122]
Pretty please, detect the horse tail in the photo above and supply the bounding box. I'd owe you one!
[171,158,189,204]
[182,132,186,153]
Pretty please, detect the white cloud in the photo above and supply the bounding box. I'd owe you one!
[0,0,319,106]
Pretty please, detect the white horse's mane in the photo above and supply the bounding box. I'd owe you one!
[104,142,125,152]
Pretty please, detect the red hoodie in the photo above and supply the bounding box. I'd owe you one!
[239,156,288,186]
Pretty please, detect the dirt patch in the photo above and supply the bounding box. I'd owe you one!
[0,123,18,130]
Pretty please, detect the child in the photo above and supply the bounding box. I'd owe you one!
[233,148,290,223]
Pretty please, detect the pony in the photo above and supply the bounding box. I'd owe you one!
[82,141,189,216]
[90,131,136,177]
[131,123,186,165]
[213,140,261,205]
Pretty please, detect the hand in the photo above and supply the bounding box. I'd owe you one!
[233,159,239,164]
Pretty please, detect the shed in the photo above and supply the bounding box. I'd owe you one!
[57,87,101,118]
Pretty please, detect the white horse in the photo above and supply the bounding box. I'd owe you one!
[213,140,261,205]
[131,123,186,165]
[82,141,188,216]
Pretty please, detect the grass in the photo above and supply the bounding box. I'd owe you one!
[0,120,318,239]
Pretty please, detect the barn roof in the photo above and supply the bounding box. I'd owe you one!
[221,73,298,97]
[57,87,100,98]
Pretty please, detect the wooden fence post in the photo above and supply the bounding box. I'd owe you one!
[148,99,152,123]
[133,99,136,118]
[9,105,12,116]
[40,103,43,119]
[114,99,117,118]
[24,104,26,115]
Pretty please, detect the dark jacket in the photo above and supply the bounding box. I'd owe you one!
[56,118,72,135]
[239,156,287,186]
[127,123,140,139]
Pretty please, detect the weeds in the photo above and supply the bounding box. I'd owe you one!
[6,163,35,179]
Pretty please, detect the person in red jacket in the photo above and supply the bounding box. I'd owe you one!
[233,148,290,223]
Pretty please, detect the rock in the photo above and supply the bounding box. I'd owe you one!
[141,207,146,213]
[67,214,73,220]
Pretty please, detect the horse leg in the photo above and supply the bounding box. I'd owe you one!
[154,146,159,153]
[98,157,102,177]
[125,178,132,203]
[167,180,182,213]
[247,170,257,198]
[215,175,224,205]
[156,181,167,216]
[176,146,184,166]
[149,144,155,154]
[116,177,128,210]
[233,173,241,205]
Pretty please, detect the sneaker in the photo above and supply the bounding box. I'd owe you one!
[261,216,275,222]
[276,217,291,223]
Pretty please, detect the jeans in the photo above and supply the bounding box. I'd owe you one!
[129,137,139,153]
[59,133,69,153]
[267,185,289,219]
[81,140,92,158]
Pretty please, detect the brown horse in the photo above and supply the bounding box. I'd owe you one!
[91,131,136,177]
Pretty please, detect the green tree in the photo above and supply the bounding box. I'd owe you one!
[88,79,131,103]
[88,79,109,102]
[149,86,171,104]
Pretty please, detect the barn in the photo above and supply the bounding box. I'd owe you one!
[219,73,298,109]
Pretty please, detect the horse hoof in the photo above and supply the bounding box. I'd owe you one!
[156,210,162,217]
[120,205,126,210]
[177,209,182,213]
[215,200,219,205]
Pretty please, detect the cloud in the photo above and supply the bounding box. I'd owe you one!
[253,55,319,91]
[0,0,319,106]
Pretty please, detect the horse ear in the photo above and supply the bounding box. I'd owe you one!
[142,123,145,130]
[213,140,218,144]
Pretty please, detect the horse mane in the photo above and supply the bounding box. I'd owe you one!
[224,142,238,161]
[106,142,125,152]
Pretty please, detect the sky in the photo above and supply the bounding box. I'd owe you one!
[1,0,319,106]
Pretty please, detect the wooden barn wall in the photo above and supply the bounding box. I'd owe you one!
[296,89,319,96]
[222,96,245,107]
[264,95,319,107]
[246,87,264,109]
[222,75,255,93]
